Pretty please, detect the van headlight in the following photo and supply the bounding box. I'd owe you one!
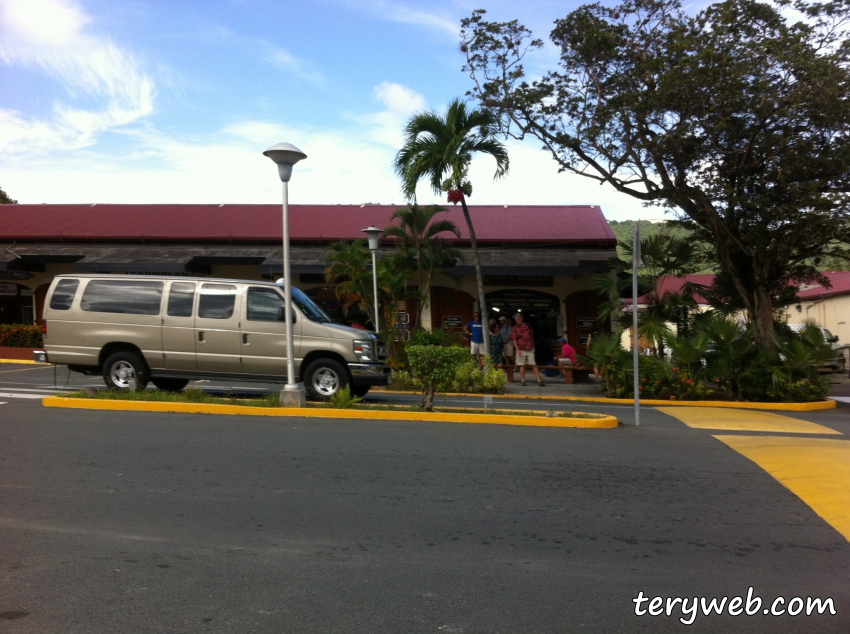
[353,339,374,362]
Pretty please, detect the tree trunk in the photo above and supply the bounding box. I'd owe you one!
[750,286,777,351]
[459,196,490,355]
[420,382,435,411]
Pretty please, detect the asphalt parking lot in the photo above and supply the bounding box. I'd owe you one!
[0,361,848,633]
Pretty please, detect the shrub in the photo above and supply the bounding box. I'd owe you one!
[0,324,42,348]
[407,344,469,411]
[448,358,507,394]
[390,370,419,391]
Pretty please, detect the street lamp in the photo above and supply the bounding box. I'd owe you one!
[361,225,382,335]
[264,142,307,407]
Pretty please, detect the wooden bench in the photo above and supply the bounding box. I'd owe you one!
[501,364,594,384]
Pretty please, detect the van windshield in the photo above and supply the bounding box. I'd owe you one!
[282,286,334,323]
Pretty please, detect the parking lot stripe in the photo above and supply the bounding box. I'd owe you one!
[714,435,850,541]
[658,406,840,434]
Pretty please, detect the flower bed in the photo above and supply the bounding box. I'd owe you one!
[0,324,43,348]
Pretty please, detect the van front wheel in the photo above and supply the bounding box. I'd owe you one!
[103,351,149,390]
[304,358,350,401]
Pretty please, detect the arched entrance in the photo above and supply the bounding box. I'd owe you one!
[485,289,561,364]
[0,283,35,325]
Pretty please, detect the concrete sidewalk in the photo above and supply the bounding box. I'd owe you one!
[501,373,604,398]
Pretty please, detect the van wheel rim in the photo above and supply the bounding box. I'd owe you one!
[312,368,340,396]
[110,361,136,388]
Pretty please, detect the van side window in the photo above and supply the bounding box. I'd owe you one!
[167,282,196,317]
[198,283,236,319]
[247,288,284,321]
[81,280,163,315]
[49,279,80,310]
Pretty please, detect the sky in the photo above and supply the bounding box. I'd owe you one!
[0,0,666,221]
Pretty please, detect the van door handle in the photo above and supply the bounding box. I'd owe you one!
[198,331,205,343]
[242,334,249,346]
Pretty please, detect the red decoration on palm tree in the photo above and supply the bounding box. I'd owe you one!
[447,189,464,204]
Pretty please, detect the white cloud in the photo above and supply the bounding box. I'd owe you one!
[0,0,155,156]
[374,81,426,115]
[1,73,647,221]
[328,0,456,34]
[261,43,324,85]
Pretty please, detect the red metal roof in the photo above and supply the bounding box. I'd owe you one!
[628,273,850,304]
[795,272,850,300]
[1,203,616,245]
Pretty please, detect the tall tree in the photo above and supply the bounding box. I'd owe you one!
[461,1,850,350]
[394,99,510,354]
[382,203,460,327]
[0,186,17,204]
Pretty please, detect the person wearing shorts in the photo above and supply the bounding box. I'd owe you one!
[499,315,515,365]
[510,313,544,387]
[556,337,578,379]
[464,312,485,366]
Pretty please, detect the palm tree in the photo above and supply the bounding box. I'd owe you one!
[382,203,460,327]
[394,98,509,354]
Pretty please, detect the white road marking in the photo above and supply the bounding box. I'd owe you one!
[830,396,850,404]
[0,392,49,399]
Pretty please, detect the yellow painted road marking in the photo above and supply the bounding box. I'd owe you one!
[0,366,50,374]
[658,406,840,435]
[714,435,850,541]
[42,396,619,429]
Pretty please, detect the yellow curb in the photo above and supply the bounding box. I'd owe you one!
[0,358,40,365]
[375,389,837,411]
[42,397,619,429]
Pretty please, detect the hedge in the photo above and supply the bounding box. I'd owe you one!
[0,324,43,348]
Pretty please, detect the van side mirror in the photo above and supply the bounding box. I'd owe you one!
[277,306,297,323]
[830,335,839,343]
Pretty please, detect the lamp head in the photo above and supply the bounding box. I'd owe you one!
[263,143,307,182]
[361,226,382,251]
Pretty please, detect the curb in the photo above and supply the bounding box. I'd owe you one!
[0,359,40,365]
[41,397,619,429]
[374,390,837,411]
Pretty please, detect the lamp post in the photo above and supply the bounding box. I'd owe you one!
[263,142,307,408]
[361,226,382,335]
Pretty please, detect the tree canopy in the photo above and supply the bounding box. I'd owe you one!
[0,186,17,204]
[461,0,850,349]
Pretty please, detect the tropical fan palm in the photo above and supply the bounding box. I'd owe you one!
[382,204,460,327]
[394,98,509,354]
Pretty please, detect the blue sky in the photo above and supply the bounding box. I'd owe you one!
[0,0,656,220]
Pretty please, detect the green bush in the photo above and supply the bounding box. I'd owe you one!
[390,370,419,391]
[588,316,832,403]
[0,324,42,348]
[407,344,469,411]
[449,358,507,394]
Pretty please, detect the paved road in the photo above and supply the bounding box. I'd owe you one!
[0,362,848,632]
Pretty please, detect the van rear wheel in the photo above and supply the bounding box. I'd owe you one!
[152,378,189,392]
[103,351,149,390]
[304,358,350,401]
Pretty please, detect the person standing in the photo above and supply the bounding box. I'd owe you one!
[499,315,514,365]
[464,312,485,367]
[489,324,504,367]
[510,313,544,387]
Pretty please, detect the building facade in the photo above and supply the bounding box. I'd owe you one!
[1,203,617,360]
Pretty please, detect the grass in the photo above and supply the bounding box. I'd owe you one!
[59,388,606,419]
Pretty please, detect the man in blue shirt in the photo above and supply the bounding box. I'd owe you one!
[464,312,485,367]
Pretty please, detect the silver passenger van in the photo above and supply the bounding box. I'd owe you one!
[40,274,389,399]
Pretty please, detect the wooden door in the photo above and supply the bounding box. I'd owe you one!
[564,289,605,355]
[429,286,474,334]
